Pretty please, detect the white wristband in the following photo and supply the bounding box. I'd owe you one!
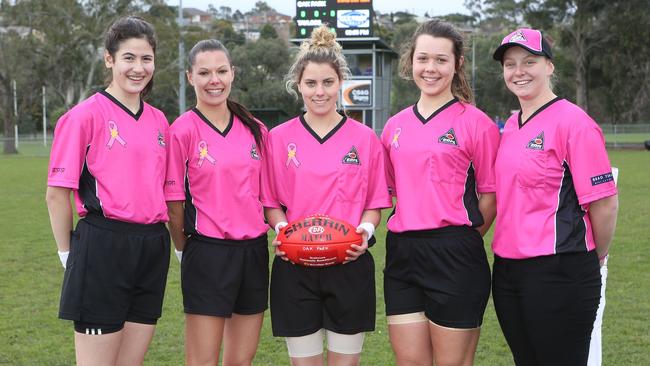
[357,222,375,239]
[174,249,183,263]
[58,251,69,269]
[275,221,288,235]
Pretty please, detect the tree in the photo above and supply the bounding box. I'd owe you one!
[464,0,610,112]
[230,38,301,117]
[259,23,278,39]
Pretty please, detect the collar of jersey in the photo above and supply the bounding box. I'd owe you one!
[518,96,563,129]
[412,98,458,124]
[99,90,144,121]
[299,112,347,144]
[193,107,234,137]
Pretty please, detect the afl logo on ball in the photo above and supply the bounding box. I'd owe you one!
[308,226,325,235]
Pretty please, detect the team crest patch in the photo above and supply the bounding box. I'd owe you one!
[527,131,544,150]
[509,30,527,43]
[591,172,614,186]
[438,128,459,146]
[157,130,165,147]
[342,146,361,165]
[250,143,260,160]
[106,120,126,148]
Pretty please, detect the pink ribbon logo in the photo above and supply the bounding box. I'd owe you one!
[286,143,300,167]
[197,140,216,167]
[106,120,126,148]
[391,128,401,149]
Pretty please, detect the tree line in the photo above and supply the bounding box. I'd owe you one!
[1,0,648,154]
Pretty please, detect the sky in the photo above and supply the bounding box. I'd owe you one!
[171,0,470,17]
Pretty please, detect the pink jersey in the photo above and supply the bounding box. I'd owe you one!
[380,100,500,232]
[262,115,392,225]
[493,98,618,259]
[47,91,169,224]
[164,108,269,240]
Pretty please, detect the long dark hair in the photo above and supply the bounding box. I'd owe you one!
[188,39,263,151]
[104,16,157,98]
[399,20,473,104]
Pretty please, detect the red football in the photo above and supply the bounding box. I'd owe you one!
[277,214,362,267]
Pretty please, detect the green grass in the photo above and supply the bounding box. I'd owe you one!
[605,133,650,144]
[1,150,648,365]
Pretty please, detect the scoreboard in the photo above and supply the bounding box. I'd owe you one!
[295,0,373,38]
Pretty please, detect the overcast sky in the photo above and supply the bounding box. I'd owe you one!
[171,0,470,17]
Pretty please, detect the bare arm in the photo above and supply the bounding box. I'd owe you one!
[264,207,288,232]
[45,186,73,252]
[264,207,289,260]
[166,201,187,251]
[589,194,618,264]
[476,192,496,237]
[346,209,382,262]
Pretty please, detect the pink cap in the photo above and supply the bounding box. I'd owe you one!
[492,28,553,62]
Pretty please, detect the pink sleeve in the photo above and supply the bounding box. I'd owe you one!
[164,123,189,201]
[47,109,92,189]
[379,124,396,197]
[472,117,500,193]
[260,132,281,208]
[365,135,393,209]
[566,122,618,205]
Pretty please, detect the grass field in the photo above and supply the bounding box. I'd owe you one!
[0,150,648,365]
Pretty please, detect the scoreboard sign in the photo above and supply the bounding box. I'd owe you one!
[296,0,373,38]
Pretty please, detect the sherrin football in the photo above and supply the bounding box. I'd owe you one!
[277,214,362,267]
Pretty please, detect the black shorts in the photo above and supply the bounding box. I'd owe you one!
[59,214,170,325]
[492,251,601,366]
[270,252,375,337]
[181,234,269,317]
[383,226,491,329]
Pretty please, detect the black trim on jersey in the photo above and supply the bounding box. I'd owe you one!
[412,98,458,124]
[192,107,234,137]
[299,113,347,144]
[78,145,104,217]
[518,96,562,128]
[462,163,483,227]
[555,161,588,254]
[183,160,199,236]
[99,90,144,121]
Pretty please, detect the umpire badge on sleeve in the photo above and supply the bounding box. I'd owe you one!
[527,131,544,150]
[342,146,361,165]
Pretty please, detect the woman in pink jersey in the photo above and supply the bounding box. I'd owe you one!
[262,25,392,365]
[380,20,500,366]
[165,39,269,366]
[46,16,170,365]
[491,28,619,365]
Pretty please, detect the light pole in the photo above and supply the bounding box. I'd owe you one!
[178,0,186,114]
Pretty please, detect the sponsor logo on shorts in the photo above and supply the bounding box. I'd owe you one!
[51,167,65,173]
[165,180,175,186]
[591,172,614,186]
[526,131,544,150]
[438,128,459,146]
[342,146,361,165]
[250,143,261,160]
